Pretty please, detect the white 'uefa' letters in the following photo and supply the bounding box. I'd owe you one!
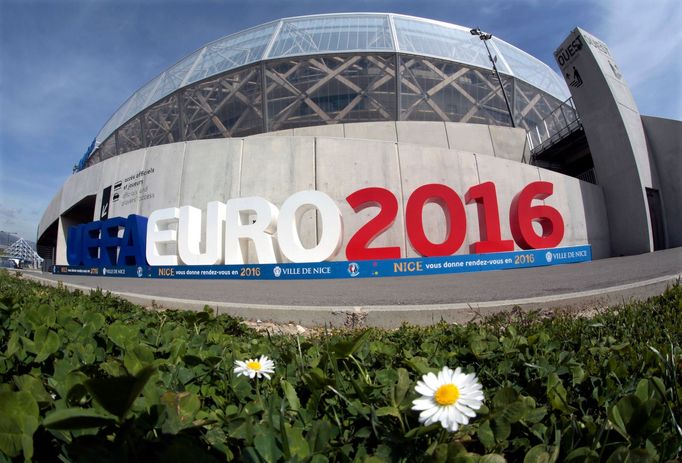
[146,207,180,266]
[224,197,279,264]
[178,201,226,265]
[277,191,343,263]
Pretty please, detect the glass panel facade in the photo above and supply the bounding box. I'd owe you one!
[492,38,569,101]
[87,54,565,166]
[265,54,396,131]
[514,79,563,131]
[187,23,276,83]
[400,55,513,126]
[144,95,181,146]
[116,116,143,154]
[91,14,570,158]
[393,17,502,73]
[84,14,572,168]
[267,15,393,59]
[98,136,117,163]
[183,66,263,139]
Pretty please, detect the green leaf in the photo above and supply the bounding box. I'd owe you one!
[303,368,333,390]
[0,391,39,460]
[477,419,495,450]
[523,445,554,463]
[330,330,370,359]
[106,322,137,349]
[85,365,155,419]
[42,408,117,429]
[608,395,641,440]
[565,447,599,462]
[492,418,511,442]
[375,406,401,418]
[5,332,23,358]
[524,406,547,424]
[480,455,507,463]
[404,357,431,375]
[604,447,655,463]
[570,365,586,385]
[546,373,573,413]
[160,391,202,434]
[254,430,282,463]
[493,387,520,408]
[25,304,56,330]
[281,379,300,411]
[308,418,336,452]
[640,399,665,437]
[13,374,51,404]
[33,327,60,363]
[394,368,410,406]
[123,344,154,375]
[284,425,310,459]
[470,339,489,358]
[80,311,105,332]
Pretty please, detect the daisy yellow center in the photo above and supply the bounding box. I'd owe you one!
[434,384,459,406]
[246,361,261,371]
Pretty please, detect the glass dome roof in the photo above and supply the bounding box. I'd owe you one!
[95,13,569,145]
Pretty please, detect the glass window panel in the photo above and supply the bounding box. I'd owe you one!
[183,66,263,140]
[493,38,569,101]
[143,95,181,146]
[116,117,143,154]
[187,22,276,83]
[265,54,396,130]
[513,78,564,131]
[267,15,393,59]
[393,17,497,72]
[399,56,512,126]
[99,136,117,162]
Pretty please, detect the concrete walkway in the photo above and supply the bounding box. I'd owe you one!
[20,247,682,328]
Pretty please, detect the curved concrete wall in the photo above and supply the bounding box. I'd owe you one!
[39,122,610,264]
[256,121,532,163]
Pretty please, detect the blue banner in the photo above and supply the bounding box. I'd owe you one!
[52,245,591,280]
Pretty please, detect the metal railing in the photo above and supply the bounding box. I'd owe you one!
[526,97,581,154]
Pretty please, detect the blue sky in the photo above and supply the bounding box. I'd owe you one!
[1,0,680,241]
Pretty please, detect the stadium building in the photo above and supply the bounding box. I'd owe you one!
[37,13,681,271]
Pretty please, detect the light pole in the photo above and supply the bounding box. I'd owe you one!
[470,27,516,128]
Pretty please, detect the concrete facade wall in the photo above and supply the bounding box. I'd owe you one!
[642,116,682,247]
[40,122,610,265]
[259,121,530,161]
[556,28,654,256]
[38,189,63,239]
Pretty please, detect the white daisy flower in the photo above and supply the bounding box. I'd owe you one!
[233,355,275,379]
[412,366,484,432]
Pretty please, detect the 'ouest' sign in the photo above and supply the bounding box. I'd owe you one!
[67,181,566,267]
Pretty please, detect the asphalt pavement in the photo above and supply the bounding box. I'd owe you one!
[21,247,682,327]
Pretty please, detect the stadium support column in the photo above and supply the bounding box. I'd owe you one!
[555,28,654,256]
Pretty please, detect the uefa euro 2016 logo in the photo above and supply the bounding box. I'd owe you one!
[348,262,360,277]
[273,266,282,278]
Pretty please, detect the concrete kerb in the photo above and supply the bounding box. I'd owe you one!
[18,271,681,329]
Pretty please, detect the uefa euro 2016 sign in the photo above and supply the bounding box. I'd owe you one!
[60,181,591,279]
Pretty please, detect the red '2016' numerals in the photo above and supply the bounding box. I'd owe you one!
[465,182,515,254]
[510,181,565,249]
[345,181,564,260]
[405,184,466,257]
[345,187,401,260]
